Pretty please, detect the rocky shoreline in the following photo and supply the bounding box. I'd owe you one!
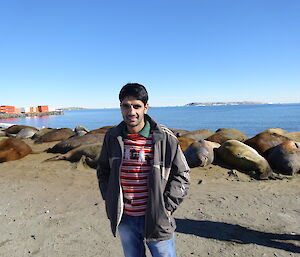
[0,110,64,119]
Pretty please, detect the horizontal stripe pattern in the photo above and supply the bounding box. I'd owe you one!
[121,133,153,216]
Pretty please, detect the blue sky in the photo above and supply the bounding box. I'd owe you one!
[0,0,299,108]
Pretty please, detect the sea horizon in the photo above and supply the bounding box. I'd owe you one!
[59,101,300,110]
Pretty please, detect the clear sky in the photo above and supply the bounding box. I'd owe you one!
[0,0,299,108]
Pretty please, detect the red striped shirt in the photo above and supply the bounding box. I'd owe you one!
[121,133,153,216]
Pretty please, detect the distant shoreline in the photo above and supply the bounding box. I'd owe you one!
[0,110,64,119]
[57,102,300,110]
[186,101,264,106]
[185,102,300,107]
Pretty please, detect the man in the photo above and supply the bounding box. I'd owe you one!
[97,83,190,257]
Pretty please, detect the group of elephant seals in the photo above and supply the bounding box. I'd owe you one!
[34,128,75,144]
[216,140,274,179]
[265,140,300,175]
[0,138,32,163]
[184,140,220,168]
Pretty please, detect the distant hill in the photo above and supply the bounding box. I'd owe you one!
[185,101,264,106]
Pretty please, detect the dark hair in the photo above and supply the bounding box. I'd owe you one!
[119,83,148,105]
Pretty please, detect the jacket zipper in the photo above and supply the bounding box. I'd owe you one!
[116,136,124,229]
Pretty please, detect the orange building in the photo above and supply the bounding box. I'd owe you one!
[38,105,49,112]
[0,106,16,114]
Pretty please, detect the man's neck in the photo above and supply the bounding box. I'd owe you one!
[127,120,145,134]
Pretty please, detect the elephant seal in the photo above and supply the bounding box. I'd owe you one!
[47,133,105,154]
[244,131,291,155]
[88,126,112,134]
[178,136,195,152]
[34,128,75,144]
[0,130,6,137]
[44,143,102,168]
[75,126,90,133]
[265,140,300,175]
[181,129,215,141]
[14,127,39,139]
[217,140,273,179]
[31,128,56,140]
[0,138,32,163]
[169,128,190,137]
[184,140,220,168]
[206,128,248,144]
[74,126,90,136]
[284,132,300,142]
[4,125,38,134]
[262,128,287,135]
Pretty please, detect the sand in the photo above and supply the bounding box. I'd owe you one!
[0,139,299,257]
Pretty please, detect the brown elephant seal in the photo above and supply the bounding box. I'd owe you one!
[206,128,248,144]
[4,125,38,134]
[244,131,291,155]
[44,143,102,168]
[0,138,32,162]
[169,128,190,137]
[184,140,220,168]
[34,128,75,144]
[31,128,56,140]
[88,126,113,134]
[265,140,300,175]
[284,132,300,142]
[181,129,215,141]
[262,128,287,135]
[178,136,195,152]
[47,133,105,154]
[217,140,274,179]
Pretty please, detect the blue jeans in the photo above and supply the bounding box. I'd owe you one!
[118,214,177,257]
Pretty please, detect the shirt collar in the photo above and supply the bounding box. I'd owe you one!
[123,120,151,138]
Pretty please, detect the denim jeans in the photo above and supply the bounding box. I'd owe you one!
[118,214,177,257]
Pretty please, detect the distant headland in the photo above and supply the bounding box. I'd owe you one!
[185,101,265,106]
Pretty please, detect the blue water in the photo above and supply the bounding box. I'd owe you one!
[1,104,300,137]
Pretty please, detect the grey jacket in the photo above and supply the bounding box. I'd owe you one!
[96,114,190,241]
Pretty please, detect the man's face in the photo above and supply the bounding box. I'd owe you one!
[120,96,149,132]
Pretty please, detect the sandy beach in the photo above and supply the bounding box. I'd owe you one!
[0,139,299,257]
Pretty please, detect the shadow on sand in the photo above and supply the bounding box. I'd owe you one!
[176,219,300,253]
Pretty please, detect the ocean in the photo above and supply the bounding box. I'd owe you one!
[1,104,300,137]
